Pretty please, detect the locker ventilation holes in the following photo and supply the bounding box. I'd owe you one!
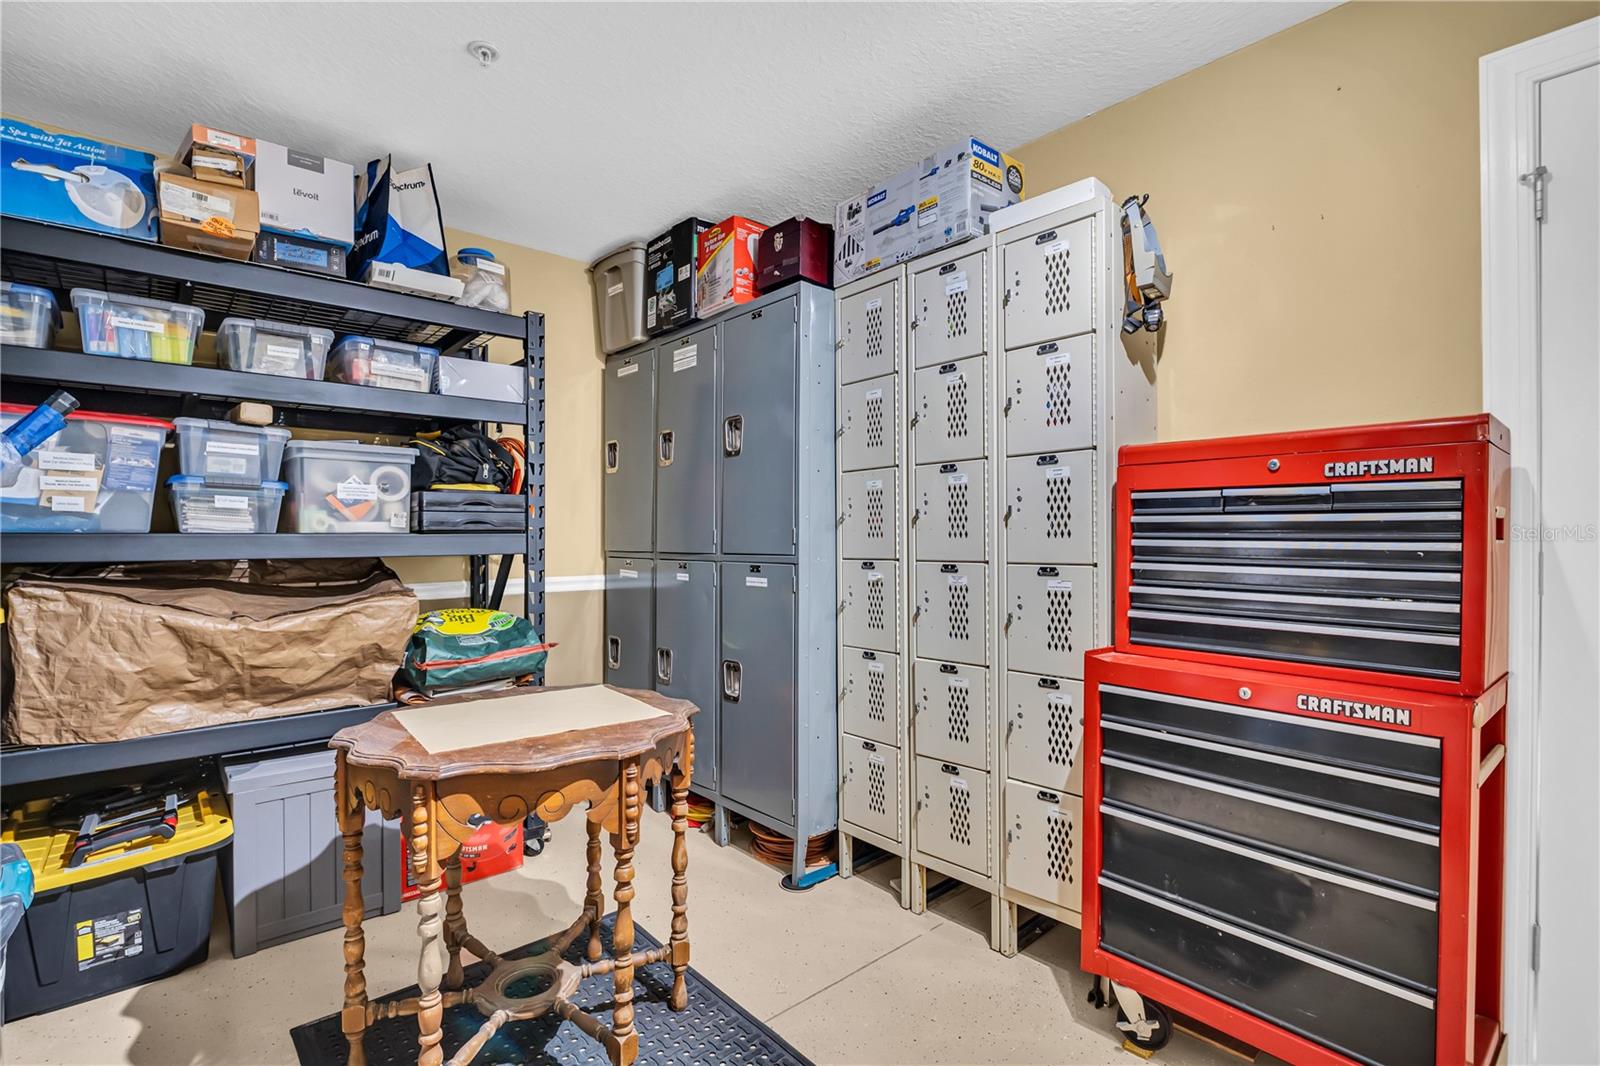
[868,668,887,725]
[946,372,969,440]
[1047,472,1072,540]
[866,391,886,450]
[949,478,969,540]
[947,288,968,340]
[867,576,886,632]
[1045,809,1074,884]
[950,581,971,642]
[1044,248,1071,316]
[949,683,972,745]
[867,482,885,540]
[866,302,884,364]
[1048,585,1073,652]
[951,779,973,846]
[869,759,887,815]
[1046,358,1071,428]
[1047,694,1077,770]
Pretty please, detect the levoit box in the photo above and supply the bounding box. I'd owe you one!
[834,136,1024,284]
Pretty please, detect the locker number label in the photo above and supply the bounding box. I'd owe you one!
[944,272,967,296]
[947,472,968,485]
[675,572,690,581]
[865,388,883,400]
[619,569,638,579]
[672,345,698,372]
[745,576,768,587]
[866,478,883,489]
[1046,467,1067,480]
[948,574,968,586]
[1045,353,1069,367]
[1047,579,1073,590]
[864,297,882,312]
[616,363,639,377]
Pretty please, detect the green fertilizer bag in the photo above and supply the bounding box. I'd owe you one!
[399,609,554,696]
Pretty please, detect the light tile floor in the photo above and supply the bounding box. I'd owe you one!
[1,807,1260,1066]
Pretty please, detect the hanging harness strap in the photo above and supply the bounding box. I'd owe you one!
[1120,194,1172,334]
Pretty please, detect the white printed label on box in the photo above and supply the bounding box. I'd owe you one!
[672,345,697,372]
[50,496,88,513]
[917,196,940,228]
[206,456,249,476]
[865,298,882,312]
[616,363,639,378]
[745,576,768,588]
[1047,579,1073,591]
[40,475,98,492]
[109,315,163,333]
[944,272,967,296]
[192,156,239,173]
[675,572,690,582]
[206,440,260,456]
[618,569,638,579]
[262,343,302,370]
[677,265,690,282]
[1046,467,1067,480]
[373,364,428,388]
[389,512,409,529]
[37,450,96,471]
[607,282,624,296]
[336,477,379,503]
[1045,353,1069,367]
[161,181,235,223]
[947,472,968,485]
[214,495,250,511]
[204,128,243,149]
[645,297,656,327]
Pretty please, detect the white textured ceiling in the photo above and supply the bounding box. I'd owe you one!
[1,2,1334,263]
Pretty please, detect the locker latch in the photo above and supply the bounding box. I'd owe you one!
[723,414,744,457]
[605,440,620,473]
[607,636,622,670]
[721,659,743,701]
[655,647,674,684]
[657,430,675,467]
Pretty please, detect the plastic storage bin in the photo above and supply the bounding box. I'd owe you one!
[167,476,286,533]
[217,317,334,380]
[0,282,59,349]
[451,248,512,312]
[172,417,290,486]
[435,355,526,402]
[283,440,416,533]
[590,242,647,355]
[0,403,171,533]
[326,336,439,393]
[70,289,204,364]
[0,788,231,1021]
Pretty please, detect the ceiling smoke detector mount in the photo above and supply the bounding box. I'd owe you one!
[467,41,499,68]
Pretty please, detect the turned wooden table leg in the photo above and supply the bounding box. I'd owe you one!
[668,733,693,1011]
[607,759,641,1066]
[337,753,370,1066]
[443,849,466,990]
[411,784,447,1066]
[585,816,606,962]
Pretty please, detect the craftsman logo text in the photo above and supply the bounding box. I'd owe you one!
[1297,694,1413,728]
[1324,456,1435,479]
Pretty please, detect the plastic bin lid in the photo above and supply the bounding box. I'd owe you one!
[0,281,58,307]
[0,402,173,430]
[589,242,646,271]
[68,288,203,318]
[456,247,495,261]
[167,475,288,491]
[172,416,292,440]
[222,748,337,793]
[218,316,335,341]
[283,439,418,463]
[1,789,233,894]
[333,335,441,357]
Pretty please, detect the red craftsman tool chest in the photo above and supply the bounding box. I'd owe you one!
[1113,415,1510,695]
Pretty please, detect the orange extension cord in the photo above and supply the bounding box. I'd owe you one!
[496,436,527,496]
[750,823,836,871]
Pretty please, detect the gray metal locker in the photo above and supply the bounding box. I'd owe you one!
[912,250,986,368]
[913,459,987,562]
[839,278,900,384]
[841,735,901,843]
[722,299,798,556]
[655,325,719,553]
[840,559,898,653]
[604,556,655,691]
[1002,217,1095,348]
[1003,450,1097,566]
[839,374,898,471]
[1003,334,1094,456]
[839,467,898,560]
[913,561,989,666]
[1002,782,1081,913]
[912,659,990,770]
[915,756,991,876]
[1005,673,1084,794]
[719,562,797,825]
[912,356,987,464]
[841,647,901,747]
[603,349,656,552]
[655,558,720,790]
[1005,563,1096,679]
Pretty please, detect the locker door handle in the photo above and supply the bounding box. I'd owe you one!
[721,660,743,701]
[723,415,744,457]
[658,430,675,467]
[605,440,620,473]
[607,636,622,670]
[1003,504,1013,524]
[656,647,673,684]
[1003,397,1013,414]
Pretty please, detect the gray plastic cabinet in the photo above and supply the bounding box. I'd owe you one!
[602,349,656,553]
[604,555,655,691]
[654,558,720,792]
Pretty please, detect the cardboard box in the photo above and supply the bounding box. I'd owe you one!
[251,230,347,277]
[1,117,159,241]
[695,216,767,319]
[645,217,709,336]
[834,137,1024,284]
[255,141,354,248]
[757,217,832,293]
[157,173,260,260]
[176,124,257,188]
[363,261,465,301]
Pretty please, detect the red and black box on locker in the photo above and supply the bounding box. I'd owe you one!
[755,217,832,293]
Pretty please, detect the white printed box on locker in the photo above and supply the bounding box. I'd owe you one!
[912,659,990,770]
[840,559,899,653]
[1003,334,1095,457]
[840,647,902,747]
[838,374,899,472]
[1005,673,1084,795]
[912,355,988,465]
[841,734,901,844]
[911,250,987,369]
[839,467,899,560]
[913,561,989,666]
[838,278,901,385]
[1003,450,1097,566]
[1005,563,1095,679]
[1001,215,1096,349]
[1003,781,1081,914]
[912,459,987,562]
[914,756,991,878]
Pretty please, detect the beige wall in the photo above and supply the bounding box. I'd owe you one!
[1014,0,1597,441]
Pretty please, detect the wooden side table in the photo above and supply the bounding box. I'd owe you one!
[330,685,696,1066]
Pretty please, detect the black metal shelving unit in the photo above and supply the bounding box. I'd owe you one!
[0,219,547,789]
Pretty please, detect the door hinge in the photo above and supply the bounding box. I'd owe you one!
[1521,165,1548,223]
[1531,921,1541,972]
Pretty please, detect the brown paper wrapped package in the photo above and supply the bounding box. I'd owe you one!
[3,559,417,745]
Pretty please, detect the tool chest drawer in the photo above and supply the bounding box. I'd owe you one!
[912,658,990,769]
[840,647,902,746]
[841,734,901,843]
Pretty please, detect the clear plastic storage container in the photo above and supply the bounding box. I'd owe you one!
[282,440,416,533]
[173,418,291,487]
[217,318,335,380]
[0,282,60,349]
[168,476,287,533]
[70,289,205,364]
[326,337,439,393]
[451,248,512,312]
[0,403,171,533]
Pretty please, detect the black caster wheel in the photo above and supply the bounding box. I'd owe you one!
[1087,976,1108,1009]
[1116,998,1172,1052]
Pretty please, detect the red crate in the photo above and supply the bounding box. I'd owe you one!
[400,820,523,902]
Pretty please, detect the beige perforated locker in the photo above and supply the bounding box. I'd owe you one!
[838,277,901,385]
[913,561,989,666]
[840,647,902,747]
[840,559,899,653]
[912,659,990,769]
[1002,216,1095,348]
[912,459,987,562]
[911,250,986,369]
[839,467,899,560]
[1004,563,1096,679]
[1003,782,1081,914]
[915,756,991,876]
[1003,450,1097,566]
[912,356,987,465]
[838,374,899,472]
[842,734,901,843]
[1003,334,1094,456]
[1005,673,1084,794]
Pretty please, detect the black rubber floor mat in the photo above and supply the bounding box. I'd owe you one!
[290,915,813,1065]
